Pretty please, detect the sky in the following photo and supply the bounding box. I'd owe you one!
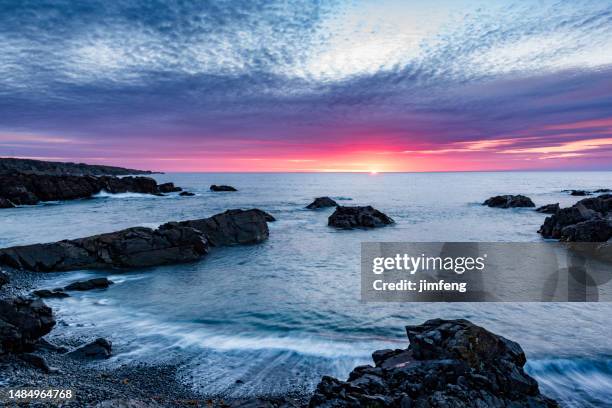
[1,0,612,172]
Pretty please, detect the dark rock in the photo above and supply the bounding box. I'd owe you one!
[64,278,113,291]
[0,209,272,271]
[210,184,237,192]
[20,353,57,373]
[483,195,535,208]
[306,197,338,209]
[0,270,9,288]
[536,203,560,214]
[560,219,612,242]
[250,209,276,222]
[69,337,112,359]
[0,172,178,207]
[0,296,55,353]
[565,190,591,196]
[36,337,68,353]
[309,319,558,408]
[0,157,154,176]
[168,209,271,246]
[33,289,69,298]
[158,182,182,193]
[594,189,612,193]
[328,206,394,229]
[0,197,14,208]
[179,191,195,196]
[539,195,612,240]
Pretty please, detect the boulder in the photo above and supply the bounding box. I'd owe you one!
[565,190,591,196]
[179,191,195,196]
[0,296,55,353]
[158,182,182,193]
[210,184,237,192]
[328,206,394,229]
[539,195,612,240]
[560,219,612,242]
[536,203,560,214]
[20,353,57,373]
[168,209,271,246]
[306,197,338,209]
[33,289,69,298]
[64,278,113,291]
[68,337,112,359]
[310,319,558,408]
[483,195,535,208]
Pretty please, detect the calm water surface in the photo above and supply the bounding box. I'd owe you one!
[1,172,611,407]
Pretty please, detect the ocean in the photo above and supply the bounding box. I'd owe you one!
[1,172,611,407]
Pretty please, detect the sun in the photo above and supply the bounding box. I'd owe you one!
[369,170,379,175]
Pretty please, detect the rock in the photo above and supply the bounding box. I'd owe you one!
[0,209,273,271]
[158,182,182,193]
[539,195,612,240]
[36,337,68,353]
[210,184,237,192]
[0,173,180,207]
[594,189,612,193]
[328,206,394,229]
[0,198,14,208]
[0,157,154,176]
[483,195,535,208]
[565,189,591,196]
[0,270,9,288]
[168,209,271,246]
[310,319,558,408]
[33,289,69,298]
[64,278,113,291]
[250,209,276,222]
[536,203,560,214]
[20,353,57,373]
[306,197,338,209]
[179,191,195,196]
[69,337,112,359]
[0,296,55,353]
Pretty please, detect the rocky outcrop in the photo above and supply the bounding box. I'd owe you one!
[210,184,237,192]
[158,182,182,193]
[0,173,180,207]
[33,289,69,299]
[310,319,558,408]
[0,209,272,271]
[328,206,394,229]
[179,191,195,196]
[306,197,338,209]
[64,278,113,291]
[0,157,154,176]
[539,194,612,241]
[68,337,112,359]
[565,189,590,196]
[536,203,560,214]
[483,195,535,208]
[0,296,55,353]
[167,209,272,246]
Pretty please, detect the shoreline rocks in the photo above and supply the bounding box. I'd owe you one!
[210,184,237,192]
[0,157,155,176]
[328,206,394,229]
[536,203,560,214]
[306,197,338,209]
[64,278,113,291]
[0,296,55,353]
[310,318,558,407]
[0,173,183,207]
[68,338,112,359]
[0,209,272,272]
[158,182,182,193]
[483,195,535,208]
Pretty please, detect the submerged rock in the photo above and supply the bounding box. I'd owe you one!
[310,319,558,408]
[0,173,181,207]
[69,337,112,359]
[306,197,338,209]
[158,182,182,193]
[179,191,195,196]
[483,194,535,208]
[64,278,113,291]
[33,289,69,298]
[210,184,237,192]
[565,189,591,196]
[328,206,394,229]
[0,296,55,353]
[539,194,612,241]
[0,209,272,271]
[536,203,560,214]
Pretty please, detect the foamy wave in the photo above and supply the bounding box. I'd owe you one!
[93,190,160,199]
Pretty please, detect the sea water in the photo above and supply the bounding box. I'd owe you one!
[1,172,611,406]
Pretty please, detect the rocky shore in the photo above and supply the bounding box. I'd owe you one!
[0,173,183,208]
[0,157,155,176]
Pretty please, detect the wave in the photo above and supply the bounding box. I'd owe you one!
[93,191,161,199]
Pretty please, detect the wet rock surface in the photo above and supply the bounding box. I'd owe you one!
[158,182,182,193]
[0,209,272,271]
[179,191,195,196]
[306,197,338,209]
[211,184,237,191]
[0,173,180,207]
[0,296,55,353]
[69,337,112,359]
[483,194,535,208]
[328,206,394,229]
[539,194,612,241]
[309,319,558,408]
[33,289,69,298]
[536,203,560,214]
[64,277,114,291]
